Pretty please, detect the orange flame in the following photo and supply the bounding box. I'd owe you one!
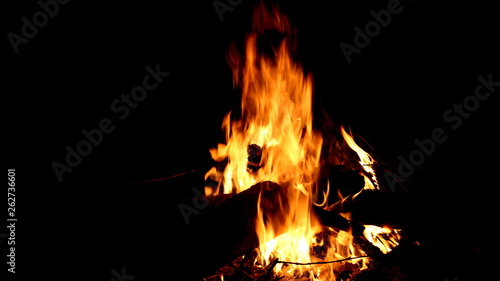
[206,3,400,280]
[340,126,379,191]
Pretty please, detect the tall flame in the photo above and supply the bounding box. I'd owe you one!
[206,4,320,196]
[205,3,400,280]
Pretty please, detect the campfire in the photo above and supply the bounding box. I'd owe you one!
[184,3,409,281]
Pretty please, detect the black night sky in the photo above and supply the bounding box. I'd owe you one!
[5,1,499,281]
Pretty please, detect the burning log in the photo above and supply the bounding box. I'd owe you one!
[312,164,417,229]
[313,164,365,203]
[247,144,262,172]
[327,190,416,229]
[313,206,365,237]
[179,181,280,280]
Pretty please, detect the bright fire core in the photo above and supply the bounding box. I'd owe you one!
[205,4,400,280]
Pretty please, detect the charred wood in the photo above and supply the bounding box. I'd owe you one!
[178,181,281,280]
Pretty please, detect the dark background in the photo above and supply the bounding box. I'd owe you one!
[4,0,498,280]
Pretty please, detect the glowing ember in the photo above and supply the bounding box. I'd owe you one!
[363,225,401,254]
[205,3,400,280]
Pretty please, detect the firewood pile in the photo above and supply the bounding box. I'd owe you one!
[176,163,422,281]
